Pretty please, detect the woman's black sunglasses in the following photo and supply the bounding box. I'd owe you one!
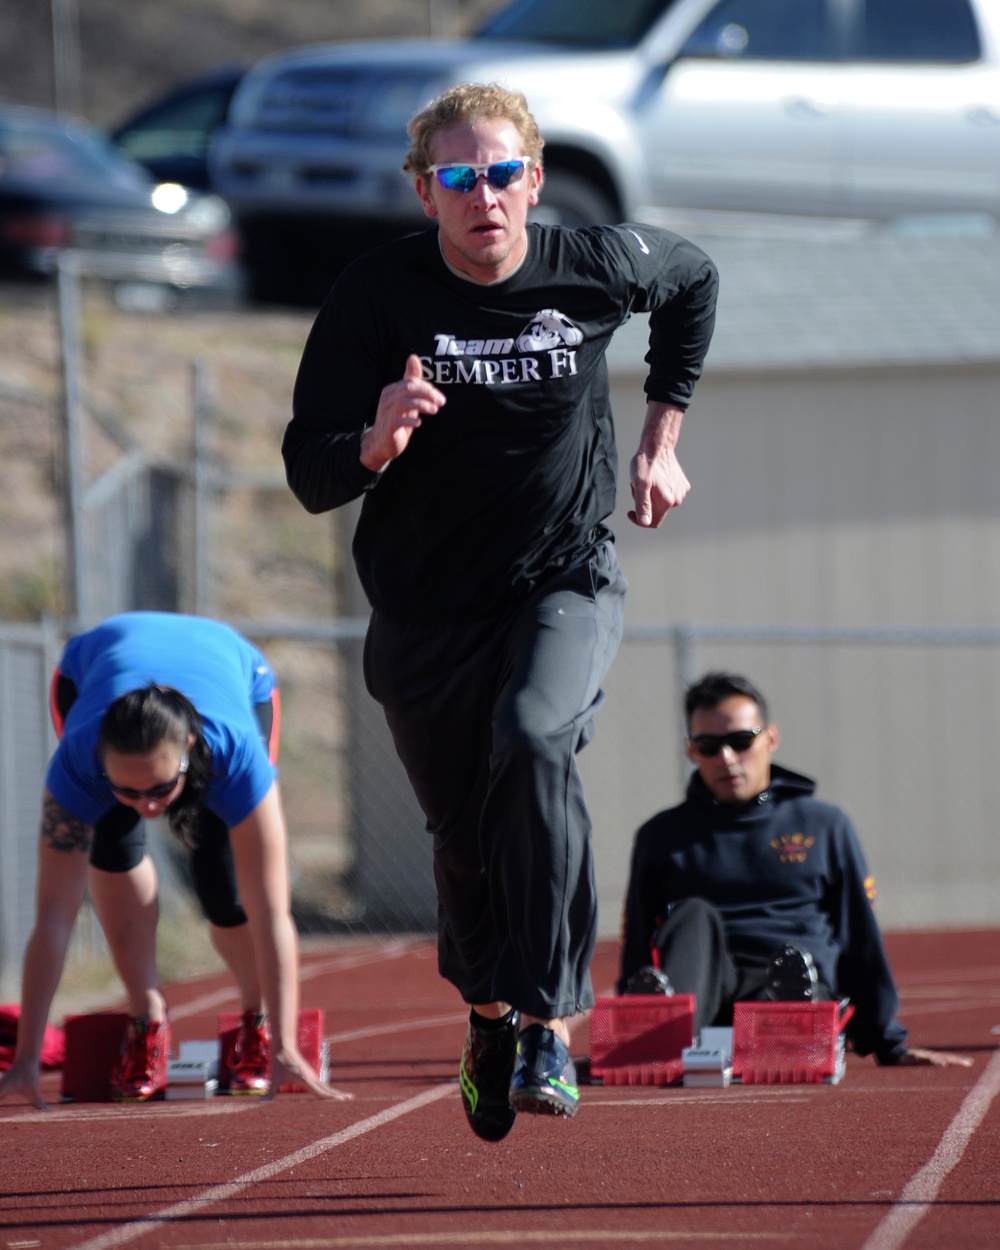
[106,752,188,801]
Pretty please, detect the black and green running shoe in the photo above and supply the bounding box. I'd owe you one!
[508,1024,579,1118]
[459,1009,520,1142]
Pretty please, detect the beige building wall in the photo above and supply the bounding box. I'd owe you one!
[583,361,1000,945]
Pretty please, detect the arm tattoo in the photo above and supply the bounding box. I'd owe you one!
[41,795,92,854]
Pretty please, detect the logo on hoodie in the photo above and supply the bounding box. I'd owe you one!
[770,833,816,863]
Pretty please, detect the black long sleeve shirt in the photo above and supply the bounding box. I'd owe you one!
[284,222,717,621]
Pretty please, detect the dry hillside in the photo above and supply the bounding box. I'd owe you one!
[3,0,502,128]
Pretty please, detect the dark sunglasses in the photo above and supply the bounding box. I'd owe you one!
[426,159,527,192]
[106,752,188,801]
[688,728,766,757]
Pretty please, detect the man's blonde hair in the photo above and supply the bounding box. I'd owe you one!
[403,82,545,179]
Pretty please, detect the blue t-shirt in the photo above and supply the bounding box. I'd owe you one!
[46,612,277,828]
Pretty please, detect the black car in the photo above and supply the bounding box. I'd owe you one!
[110,66,244,191]
[0,103,243,308]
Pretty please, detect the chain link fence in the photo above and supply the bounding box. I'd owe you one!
[0,623,61,999]
[4,618,999,998]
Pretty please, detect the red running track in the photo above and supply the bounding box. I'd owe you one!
[1,929,998,1250]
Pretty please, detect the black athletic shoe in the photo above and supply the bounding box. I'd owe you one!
[765,945,819,1001]
[623,965,675,996]
[508,1024,579,1118]
[459,1009,520,1142]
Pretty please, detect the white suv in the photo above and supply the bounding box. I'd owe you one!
[210,0,1000,297]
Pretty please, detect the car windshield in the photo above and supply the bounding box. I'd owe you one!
[0,118,151,192]
[474,0,678,48]
[115,91,234,163]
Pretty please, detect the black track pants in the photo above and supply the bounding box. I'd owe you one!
[652,898,834,1034]
[364,538,627,1019]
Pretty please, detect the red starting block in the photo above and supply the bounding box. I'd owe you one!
[731,1000,854,1084]
[589,995,695,1086]
[61,1012,171,1103]
[217,1008,326,1093]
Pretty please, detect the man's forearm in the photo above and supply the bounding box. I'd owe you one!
[636,402,685,457]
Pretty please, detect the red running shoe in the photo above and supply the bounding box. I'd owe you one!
[228,1010,270,1095]
[110,1017,168,1102]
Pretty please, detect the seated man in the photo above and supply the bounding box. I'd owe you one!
[618,671,970,1068]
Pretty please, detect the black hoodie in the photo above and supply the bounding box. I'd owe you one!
[619,763,908,1062]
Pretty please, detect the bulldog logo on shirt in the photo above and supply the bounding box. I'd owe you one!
[515,308,584,352]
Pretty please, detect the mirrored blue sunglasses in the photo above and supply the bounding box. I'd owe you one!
[426,159,528,192]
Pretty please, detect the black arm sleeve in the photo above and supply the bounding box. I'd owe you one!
[282,268,389,514]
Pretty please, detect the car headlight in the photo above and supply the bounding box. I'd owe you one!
[184,194,232,232]
[151,183,190,214]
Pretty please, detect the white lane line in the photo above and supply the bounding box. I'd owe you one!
[897,968,1000,988]
[63,1083,453,1250]
[890,997,1000,1019]
[167,986,241,1021]
[326,1012,465,1045]
[168,940,426,1022]
[170,1232,797,1247]
[592,1094,814,1107]
[0,1099,257,1124]
[859,1046,1000,1250]
[298,940,428,982]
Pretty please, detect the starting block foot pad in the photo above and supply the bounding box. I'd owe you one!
[589,994,695,1086]
[217,1008,326,1093]
[732,1000,852,1084]
[61,1012,171,1103]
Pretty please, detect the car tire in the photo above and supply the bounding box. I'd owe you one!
[530,168,618,228]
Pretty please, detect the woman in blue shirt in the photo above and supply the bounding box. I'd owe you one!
[0,612,350,1107]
